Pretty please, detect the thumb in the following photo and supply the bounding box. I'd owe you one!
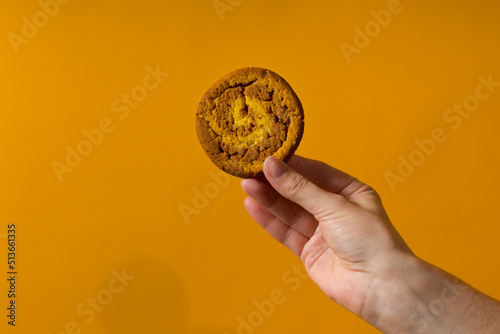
[263,156,349,221]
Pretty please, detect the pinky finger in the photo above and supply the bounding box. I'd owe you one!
[244,197,309,257]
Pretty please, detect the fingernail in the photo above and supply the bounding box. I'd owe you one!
[265,156,286,179]
[240,179,253,194]
[240,179,250,188]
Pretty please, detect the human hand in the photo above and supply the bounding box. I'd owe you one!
[241,155,413,317]
[241,155,500,333]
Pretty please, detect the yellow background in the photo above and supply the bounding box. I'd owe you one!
[1,0,500,333]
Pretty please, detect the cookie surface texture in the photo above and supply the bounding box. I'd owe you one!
[196,67,304,178]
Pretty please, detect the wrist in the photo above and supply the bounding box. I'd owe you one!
[364,252,500,333]
[366,253,464,333]
[360,252,428,332]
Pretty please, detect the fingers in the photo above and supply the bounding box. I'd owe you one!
[241,177,318,238]
[263,156,349,221]
[286,155,386,216]
[243,197,309,257]
[286,155,369,200]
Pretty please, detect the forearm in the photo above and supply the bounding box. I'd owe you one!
[366,254,500,333]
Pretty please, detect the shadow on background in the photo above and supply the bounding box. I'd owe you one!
[101,254,189,334]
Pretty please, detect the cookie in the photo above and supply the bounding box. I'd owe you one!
[196,67,304,178]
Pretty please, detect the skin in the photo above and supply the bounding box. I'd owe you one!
[241,155,500,333]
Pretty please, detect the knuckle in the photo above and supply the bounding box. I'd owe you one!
[288,207,306,227]
[363,184,382,201]
[364,184,379,195]
[332,193,349,207]
[280,227,294,245]
[285,173,309,196]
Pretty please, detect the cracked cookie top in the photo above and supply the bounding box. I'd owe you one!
[196,67,304,178]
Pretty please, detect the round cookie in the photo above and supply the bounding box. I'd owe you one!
[196,67,305,178]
